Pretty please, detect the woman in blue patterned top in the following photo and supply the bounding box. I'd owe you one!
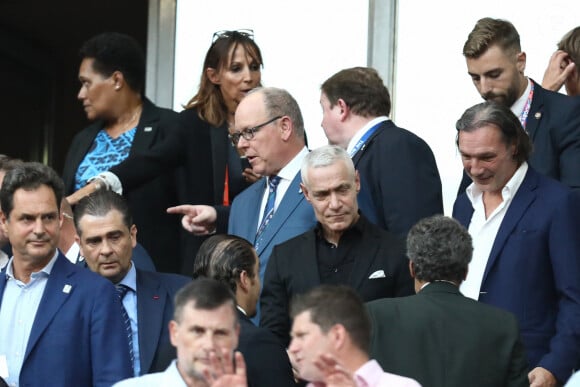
[62,32,185,273]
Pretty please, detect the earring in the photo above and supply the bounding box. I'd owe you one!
[115,85,120,90]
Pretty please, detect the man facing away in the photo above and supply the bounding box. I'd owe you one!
[367,215,528,387]
[319,67,443,236]
[114,278,247,387]
[452,101,580,386]
[541,26,580,96]
[460,17,580,192]
[193,234,295,387]
[260,145,413,346]
[74,189,191,376]
[0,162,132,386]
[289,285,420,387]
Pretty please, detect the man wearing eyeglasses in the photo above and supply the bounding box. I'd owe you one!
[169,87,316,295]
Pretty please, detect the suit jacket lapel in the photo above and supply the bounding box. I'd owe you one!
[293,231,321,288]
[136,270,165,373]
[237,180,265,243]
[25,255,74,360]
[255,173,305,257]
[130,99,159,153]
[352,122,387,165]
[525,79,545,142]
[348,225,381,290]
[483,169,538,282]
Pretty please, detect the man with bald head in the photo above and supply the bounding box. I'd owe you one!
[169,87,316,290]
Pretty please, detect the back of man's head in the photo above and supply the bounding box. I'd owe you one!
[73,190,132,237]
[321,67,391,118]
[173,278,238,323]
[290,284,370,354]
[557,26,580,72]
[463,17,521,58]
[193,234,257,294]
[407,215,472,283]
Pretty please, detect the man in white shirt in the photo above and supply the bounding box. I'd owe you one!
[114,278,247,387]
[452,101,580,386]
[460,17,580,192]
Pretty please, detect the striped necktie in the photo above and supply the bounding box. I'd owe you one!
[256,176,281,242]
[115,284,135,374]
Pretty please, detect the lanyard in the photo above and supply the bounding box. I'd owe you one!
[519,82,534,130]
[348,122,382,158]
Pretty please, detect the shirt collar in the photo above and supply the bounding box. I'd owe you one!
[466,162,528,205]
[236,305,247,316]
[315,212,365,243]
[274,146,309,182]
[346,116,389,155]
[510,78,532,118]
[5,250,59,280]
[117,261,137,293]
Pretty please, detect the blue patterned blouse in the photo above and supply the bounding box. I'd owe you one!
[74,127,137,190]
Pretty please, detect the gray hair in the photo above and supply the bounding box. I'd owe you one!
[301,145,355,187]
[407,215,472,283]
[249,87,305,139]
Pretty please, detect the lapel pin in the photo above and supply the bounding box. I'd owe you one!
[153,295,160,300]
[63,284,72,294]
[144,126,153,132]
[534,112,541,119]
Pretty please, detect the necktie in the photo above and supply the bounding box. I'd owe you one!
[116,284,135,373]
[256,176,281,242]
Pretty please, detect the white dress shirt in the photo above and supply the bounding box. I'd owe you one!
[460,162,528,300]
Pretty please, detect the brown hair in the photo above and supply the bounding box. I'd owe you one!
[321,67,391,117]
[463,18,521,58]
[557,26,580,72]
[185,31,263,127]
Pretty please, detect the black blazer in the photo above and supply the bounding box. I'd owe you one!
[177,109,250,274]
[260,215,414,346]
[62,98,183,273]
[236,310,296,387]
[458,80,580,193]
[367,282,529,387]
[353,120,443,237]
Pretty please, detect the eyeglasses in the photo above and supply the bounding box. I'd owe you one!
[229,116,282,146]
[212,29,254,43]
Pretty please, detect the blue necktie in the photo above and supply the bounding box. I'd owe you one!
[256,176,281,243]
[116,284,135,374]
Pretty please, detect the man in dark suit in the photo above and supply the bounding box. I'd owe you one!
[168,87,316,287]
[0,162,132,386]
[319,67,443,236]
[261,145,414,346]
[459,17,580,192]
[74,190,190,376]
[193,234,295,387]
[452,102,580,386]
[367,215,529,387]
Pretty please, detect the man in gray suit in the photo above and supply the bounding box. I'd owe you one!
[367,215,528,387]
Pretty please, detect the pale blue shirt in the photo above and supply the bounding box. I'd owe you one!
[118,263,140,376]
[0,251,59,386]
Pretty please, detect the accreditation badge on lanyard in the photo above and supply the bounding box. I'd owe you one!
[348,123,382,158]
[519,82,535,131]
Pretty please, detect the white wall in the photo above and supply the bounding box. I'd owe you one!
[174,0,368,148]
[395,1,579,214]
[175,0,579,215]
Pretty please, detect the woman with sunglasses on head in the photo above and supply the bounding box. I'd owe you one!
[66,30,264,274]
[181,29,263,206]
